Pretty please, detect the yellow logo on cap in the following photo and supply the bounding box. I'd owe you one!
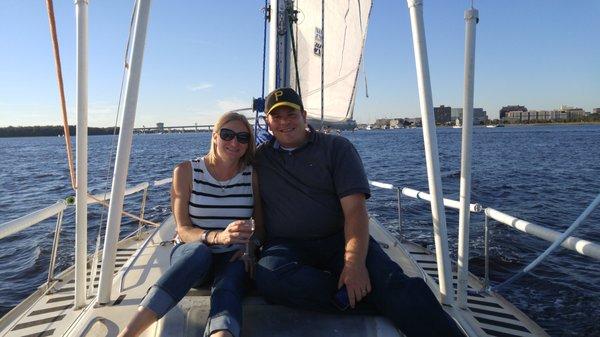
[274,90,283,101]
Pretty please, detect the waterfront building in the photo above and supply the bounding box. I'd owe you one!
[448,107,488,125]
[405,117,422,127]
[473,108,488,125]
[451,108,462,120]
[558,106,587,120]
[500,105,527,120]
[593,108,600,114]
[506,106,588,123]
[373,118,390,129]
[389,119,401,128]
[434,105,451,124]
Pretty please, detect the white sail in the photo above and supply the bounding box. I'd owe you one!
[292,0,372,123]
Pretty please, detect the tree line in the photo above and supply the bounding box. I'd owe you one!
[0,125,120,138]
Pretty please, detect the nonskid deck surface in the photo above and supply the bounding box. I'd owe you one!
[0,216,548,337]
[369,224,548,337]
[0,236,144,337]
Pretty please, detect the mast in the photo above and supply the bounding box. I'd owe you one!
[272,0,292,89]
[405,0,454,306]
[74,0,88,309]
[97,0,153,305]
[320,0,324,130]
[457,6,479,309]
[268,0,278,92]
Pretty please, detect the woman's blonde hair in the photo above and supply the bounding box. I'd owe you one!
[206,112,255,168]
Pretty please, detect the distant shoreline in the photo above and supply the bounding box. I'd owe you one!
[436,122,600,128]
[498,122,600,126]
[0,126,119,138]
[2,122,599,138]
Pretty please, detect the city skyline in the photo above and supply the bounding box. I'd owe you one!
[1,1,598,127]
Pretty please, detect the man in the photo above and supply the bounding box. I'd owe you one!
[254,87,462,337]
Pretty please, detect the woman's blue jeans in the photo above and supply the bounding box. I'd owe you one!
[255,232,463,337]
[140,242,246,337]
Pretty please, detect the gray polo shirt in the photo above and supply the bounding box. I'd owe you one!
[255,128,370,240]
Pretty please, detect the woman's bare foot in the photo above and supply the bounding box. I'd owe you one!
[117,306,158,337]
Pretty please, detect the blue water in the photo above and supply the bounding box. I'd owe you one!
[1,125,599,336]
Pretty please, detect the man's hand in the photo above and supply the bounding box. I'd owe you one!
[338,193,371,308]
[338,260,371,308]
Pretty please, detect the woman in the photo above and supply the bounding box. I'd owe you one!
[119,112,264,337]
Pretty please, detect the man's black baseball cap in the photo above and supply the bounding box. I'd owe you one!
[265,87,304,115]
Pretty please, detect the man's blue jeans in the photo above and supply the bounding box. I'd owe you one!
[140,242,246,337]
[255,232,463,337]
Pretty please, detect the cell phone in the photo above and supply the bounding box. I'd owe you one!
[332,285,350,311]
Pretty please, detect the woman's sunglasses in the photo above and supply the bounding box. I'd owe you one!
[219,128,251,144]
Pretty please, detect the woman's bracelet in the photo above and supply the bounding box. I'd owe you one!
[200,230,211,245]
[209,230,221,245]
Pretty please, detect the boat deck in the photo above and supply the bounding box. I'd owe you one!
[0,216,548,337]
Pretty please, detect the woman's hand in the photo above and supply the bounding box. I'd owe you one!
[214,220,254,245]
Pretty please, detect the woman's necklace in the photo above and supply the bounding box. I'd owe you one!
[208,161,236,191]
[216,175,233,191]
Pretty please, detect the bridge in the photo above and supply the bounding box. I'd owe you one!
[134,111,258,134]
[134,123,213,134]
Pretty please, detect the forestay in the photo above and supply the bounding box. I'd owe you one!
[291,0,371,123]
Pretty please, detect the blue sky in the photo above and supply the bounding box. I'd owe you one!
[0,0,598,127]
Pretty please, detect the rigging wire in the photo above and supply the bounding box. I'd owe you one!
[45,0,150,297]
[260,1,268,100]
[362,55,369,98]
[255,0,269,139]
[45,0,76,190]
[288,9,302,100]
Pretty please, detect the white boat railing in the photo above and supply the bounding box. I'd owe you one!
[3,177,598,305]
[0,180,160,293]
[368,179,600,293]
[0,201,68,240]
[86,182,149,204]
[484,207,600,261]
[402,187,483,213]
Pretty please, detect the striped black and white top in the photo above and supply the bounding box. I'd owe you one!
[177,157,254,253]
